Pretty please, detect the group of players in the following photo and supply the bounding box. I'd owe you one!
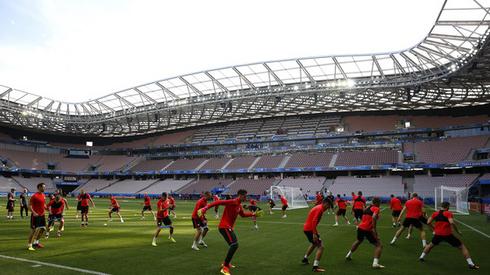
[6,183,480,274]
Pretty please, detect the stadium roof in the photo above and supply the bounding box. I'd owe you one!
[1,0,490,137]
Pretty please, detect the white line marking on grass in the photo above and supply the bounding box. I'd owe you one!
[454,218,490,239]
[0,254,111,275]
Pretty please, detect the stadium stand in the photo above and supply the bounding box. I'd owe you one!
[99,179,158,194]
[225,178,280,195]
[329,176,404,197]
[225,156,257,170]
[252,155,285,169]
[138,179,195,194]
[95,155,140,172]
[335,150,400,166]
[178,178,233,195]
[13,176,57,192]
[0,175,23,192]
[74,179,120,193]
[413,174,479,198]
[198,158,230,171]
[164,158,207,171]
[275,177,326,194]
[284,152,334,168]
[130,159,173,171]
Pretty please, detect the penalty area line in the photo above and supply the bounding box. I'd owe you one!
[454,218,490,239]
[0,254,111,275]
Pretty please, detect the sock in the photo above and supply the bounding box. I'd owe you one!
[304,254,308,259]
[33,240,39,245]
[419,252,426,259]
[193,241,197,246]
[346,251,352,258]
[373,258,379,265]
[391,237,397,243]
[466,258,474,266]
[152,237,156,242]
[422,240,427,247]
[313,260,320,267]
[198,236,202,243]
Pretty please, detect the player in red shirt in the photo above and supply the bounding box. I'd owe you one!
[46,194,69,238]
[390,193,427,247]
[244,198,261,230]
[152,192,176,246]
[213,194,221,219]
[345,197,384,269]
[108,195,124,223]
[389,194,403,227]
[168,195,177,218]
[141,193,156,220]
[197,189,262,275]
[351,191,366,224]
[28,183,47,251]
[78,189,95,227]
[334,194,350,226]
[301,198,332,272]
[419,202,479,269]
[280,195,289,218]
[315,192,324,206]
[191,192,213,251]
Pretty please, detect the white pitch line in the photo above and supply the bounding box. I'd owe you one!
[0,254,111,275]
[454,218,490,239]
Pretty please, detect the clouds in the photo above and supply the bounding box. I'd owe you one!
[0,0,443,102]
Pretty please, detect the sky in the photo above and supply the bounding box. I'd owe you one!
[0,0,444,103]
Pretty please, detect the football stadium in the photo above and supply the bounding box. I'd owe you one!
[1,0,490,274]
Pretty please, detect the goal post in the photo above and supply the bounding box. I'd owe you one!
[434,185,469,215]
[270,186,309,210]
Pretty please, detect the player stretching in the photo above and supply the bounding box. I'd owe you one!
[108,195,124,223]
[245,198,261,230]
[191,192,213,250]
[20,189,29,218]
[302,198,332,272]
[389,195,402,227]
[6,188,15,219]
[352,191,366,224]
[28,183,47,251]
[268,198,276,214]
[334,194,350,226]
[152,192,176,246]
[141,193,156,220]
[280,195,289,218]
[345,197,384,269]
[46,194,69,238]
[213,194,221,218]
[79,190,95,227]
[418,202,479,269]
[390,193,427,248]
[168,195,177,218]
[198,189,262,275]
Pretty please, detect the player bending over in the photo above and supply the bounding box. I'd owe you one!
[244,198,261,230]
[79,190,95,227]
[141,193,156,220]
[389,194,402,227]
[28,183,47,251]
[418,202,479,269]
[268,198,275,214]
[302,197,332,272]
[6,188,15,219]
[108,195,124,223]
[345,197,384,269]
[152,192,176,246]
[390,193,427,248]
[191,191,213,250]
[46,194,68,238]
[198,189,263,275]
[280,195,289,218]
[334,194,350,226]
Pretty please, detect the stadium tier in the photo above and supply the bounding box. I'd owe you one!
[224,178,280,196]
[329,176,404,198]
[412,174,479,198]
[177,178,234,194]
[275,177,328,194]
[335,150,400,166]
[137,179,194,195]
[0,175,23,192]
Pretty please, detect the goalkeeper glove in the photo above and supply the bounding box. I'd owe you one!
[197,207,208,218]
[254,209,264,217]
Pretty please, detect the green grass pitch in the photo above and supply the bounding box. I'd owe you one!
[0,197,489,274]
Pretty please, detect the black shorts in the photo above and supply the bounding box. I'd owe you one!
[30,215,46,229]
[431,234,462,247]
[419,216,428,224]
[110,207,120,213]
[304,231,321,244]
[219,228,238,245]
[6,202,14,211]
[392,210,401,217]
[353,209,363,220]
[282,205,288,211]
[77,201,82,211]
[48,214,63,223]
[403,218,423,229]
[248,205,258,212]
[192,217,207,229]
[269,203,276,208]
[80,206,89,214]
[143,205,152,211]
[157,216,172,227]
[357,229,378,245]
[169,205,175,210]
[337,209,346,216]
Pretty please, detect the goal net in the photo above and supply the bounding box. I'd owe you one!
[434,185,469,215]
[270,186,309,210]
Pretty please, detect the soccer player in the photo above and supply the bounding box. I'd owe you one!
[168,195,177,218]
[245,198,261,230]
[280,195,289,218]
[152,192,176,246]
[352,191,366,224]
[46,194,69,238]
[345,197,384,269]
[20,188,28,218]
[334,194,350,226]
[302,198,332,272]
[390,193,427,248]
[418,202,479,269]
[389,194,402,227]
[325,192,335,215]
[141,193,156,220]
[267,198,276,214]
[28,183,47,251]
[315,192,324,206]
[108,195,124,223]
[213,194,221,219]
[6,188,15,219]
[76,193,82,219]
[197,189,262,275]
[79,190,95,227]
[191,191,213,250]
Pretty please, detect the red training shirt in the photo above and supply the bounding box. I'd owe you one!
[336,198,347,209]
[353,196,366,210]
[144,195,151,206]
[390,197,403,211]
[303,204,325,234]
[48,199,65,215]
[249,199,257,206]
[79,193,91,207]
[432,210,453,236]
[110,197,119,208]
[358,206,380,231]
[157,198,169,219]
[192,197,208,219]
[280,196,288,206]
[205,198,253,229]
[30,192,46,216]
[168,196,175,205]
[405,198,423,218]
[315,194,323,205]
